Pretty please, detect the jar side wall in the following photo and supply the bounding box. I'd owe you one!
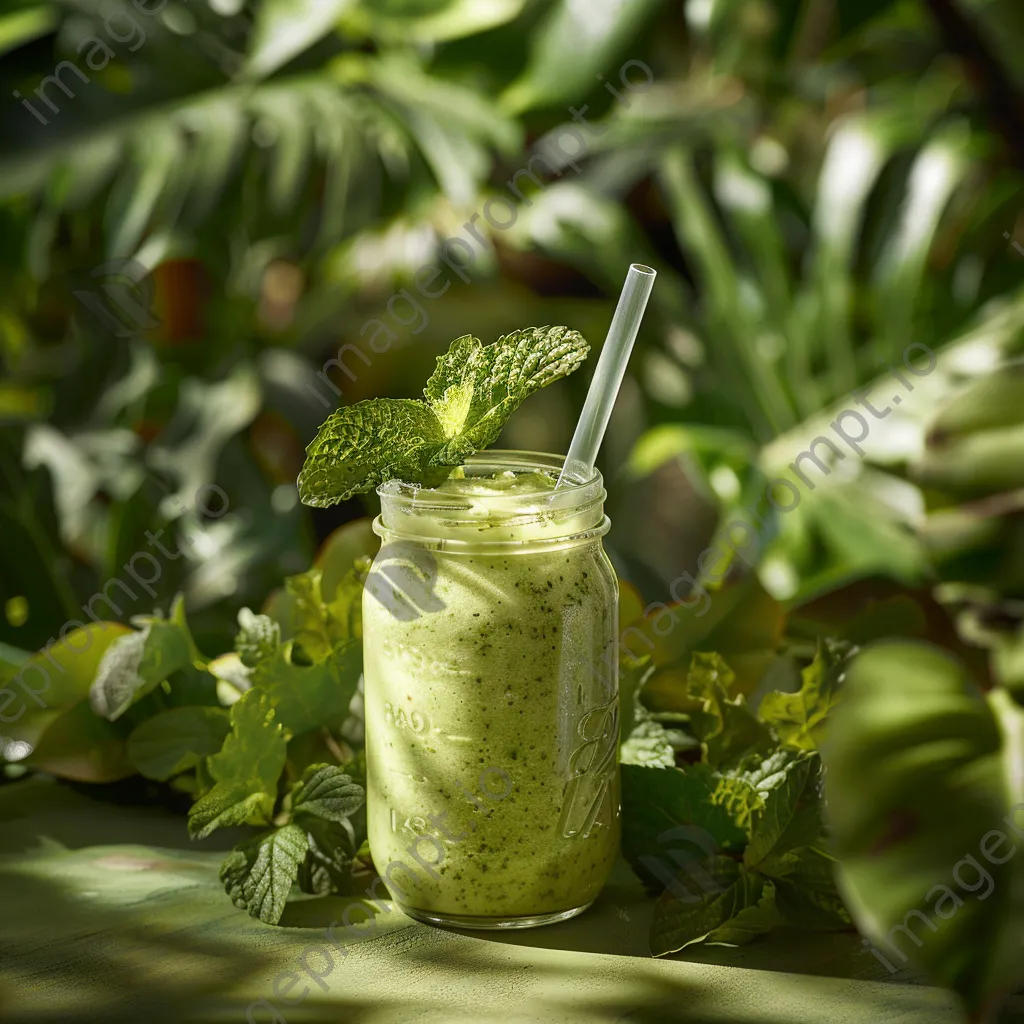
[363,533,620,920]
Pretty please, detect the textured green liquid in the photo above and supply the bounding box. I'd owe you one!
[364,471,620,920]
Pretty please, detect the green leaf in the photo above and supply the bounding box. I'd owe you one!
[502,0,663,114]
[349,0,526,43]
[235,608,281,669]
[244,0,352,80]
[1,622,131,749]
[650,857,765,956]
[190,789,272,839]
[364,54,519,205]
[282,569,349,664]
[624,577,785,699]
[0,7,58,60]
[126,706,231,781]
[297,817,355,897]
[686,653,774,769]
[767,848,851,931]
[187,691,287,840]
[734,748,798,795]
[148,365,261,516]
[297,327,588,506]
[743,753,824,872]
[620,719,676,767]
[704,890,785,945]
[25,699,134,783]
[219,824,308,925]
[316,517,378,604]
[251,639,362,737]
[423,328,589,449]
[264,524,373,654]
[297,398,447,508]
[622,762,760,896]
[758,641,850,751]
[822,642,1024,1013]
[89,597,196,721]
[292,764,365,824]
[0,641,31,686]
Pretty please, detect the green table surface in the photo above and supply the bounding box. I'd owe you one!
[2,777,1019,1024]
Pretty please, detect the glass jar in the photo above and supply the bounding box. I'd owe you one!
[363,451,620,929]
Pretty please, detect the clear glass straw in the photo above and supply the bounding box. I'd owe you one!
[556,264,657,488]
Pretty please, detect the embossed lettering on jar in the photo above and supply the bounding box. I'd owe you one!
[363,451,621,929]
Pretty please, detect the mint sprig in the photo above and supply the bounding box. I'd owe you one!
[217,764,366,923]
[297,326,589,507]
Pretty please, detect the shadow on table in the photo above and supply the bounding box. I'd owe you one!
[0,864,283,1024]
[3,779,1020,1024]
[407,867,917,986]
[0,776,240,855]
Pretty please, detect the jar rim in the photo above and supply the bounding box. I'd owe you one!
[374,450,607,545]
[375,450,602,511]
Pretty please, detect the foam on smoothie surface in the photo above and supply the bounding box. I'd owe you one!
[435,468,558,497]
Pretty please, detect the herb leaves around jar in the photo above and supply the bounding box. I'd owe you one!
[620,637,857,956]
[10,521,381,926]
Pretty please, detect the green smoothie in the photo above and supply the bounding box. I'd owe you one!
[363,453,620,927]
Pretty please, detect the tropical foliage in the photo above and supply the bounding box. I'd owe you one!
[3,0,1024,1020]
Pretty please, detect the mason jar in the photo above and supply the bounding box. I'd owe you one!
[362,450,620,929]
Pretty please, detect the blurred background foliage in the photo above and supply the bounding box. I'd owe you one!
[2,0,1024,661]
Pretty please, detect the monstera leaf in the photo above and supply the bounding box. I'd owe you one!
[822,641,1024,1019]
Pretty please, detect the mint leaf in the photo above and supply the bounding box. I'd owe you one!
[298,326,588,506]
[759,641,850,751]
[126,706,230,781]
[298,817,355,897]
[220,824,308,924]
[650,857,765,955]
[686,653,774,769]
[187,690,287,839]
[292,764,365,824]
[743,752,824,872]
[89,596,195,721]
[192,790,273,838]
[298,399,445,508]
[423,327,590,450]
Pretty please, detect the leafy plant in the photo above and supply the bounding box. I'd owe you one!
[3,518,376,924]
[621,646,854,955]
[219,762,365,924]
